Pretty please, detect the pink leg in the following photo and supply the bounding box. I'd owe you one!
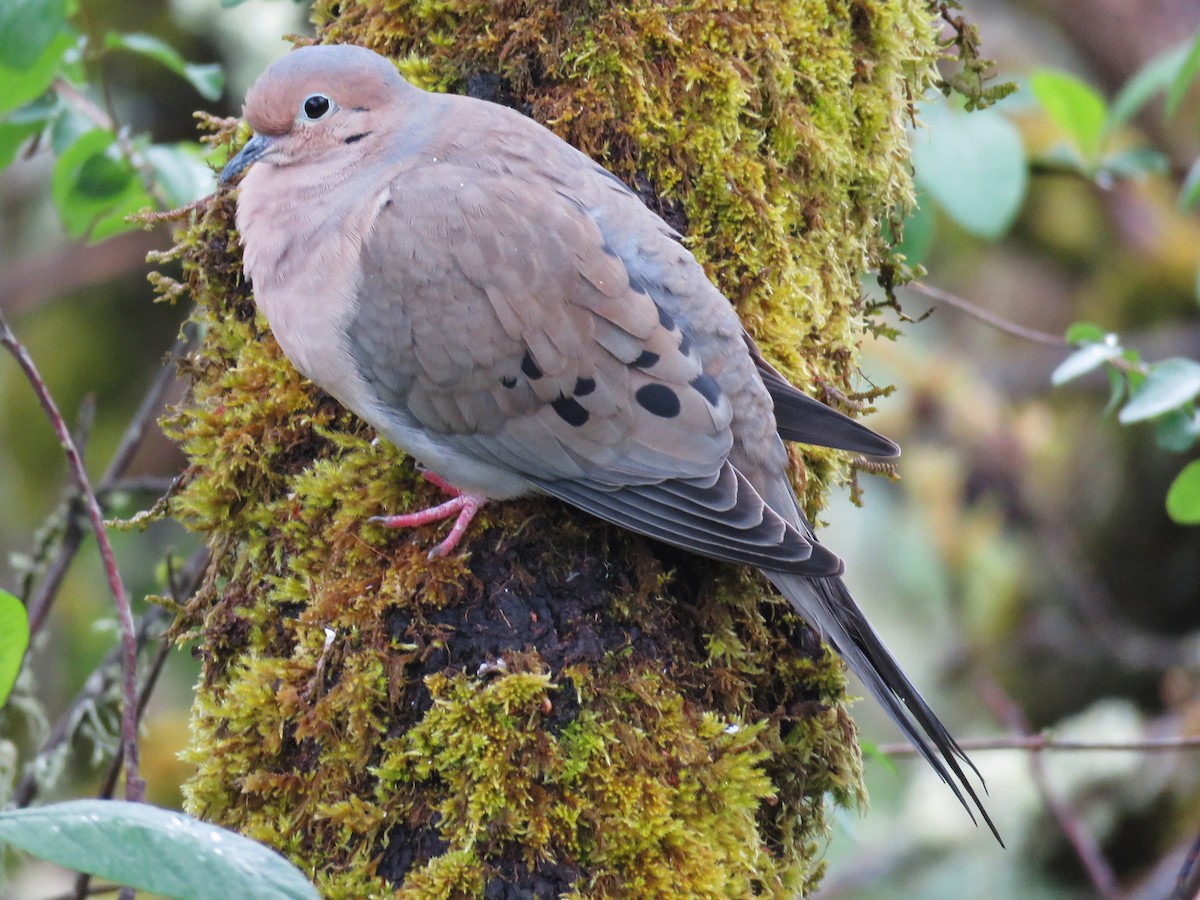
[419,470,461,496]
[369,473,486,557]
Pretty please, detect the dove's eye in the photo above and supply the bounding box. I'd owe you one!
[302,94,332,121]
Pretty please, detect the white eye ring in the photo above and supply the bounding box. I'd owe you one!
[301,93,333,121]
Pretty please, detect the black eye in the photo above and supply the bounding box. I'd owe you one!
[302,94,331,120]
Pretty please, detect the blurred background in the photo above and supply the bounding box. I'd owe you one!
[1,1,1198,897]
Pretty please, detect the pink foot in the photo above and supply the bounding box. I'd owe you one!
[369,472,486,558]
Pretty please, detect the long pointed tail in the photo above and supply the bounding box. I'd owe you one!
[768,571,1003,845]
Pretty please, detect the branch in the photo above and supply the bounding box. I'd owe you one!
[981,679,1120,899]
[0,315,143,804]
[68,549,208,900]
[24,332,189,636]
[906,281,1070,347]
[878,733,1200,755]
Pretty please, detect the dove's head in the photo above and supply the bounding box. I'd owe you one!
[221,44,409,184]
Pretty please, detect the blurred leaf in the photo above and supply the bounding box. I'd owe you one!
[1180,157,1200,211]
[0,800,320,900]
[0,591,28,708]
[912,101,1027,239]
[47,102,93,153]
[0,118,44,168]
[0,94,61,165]
[1167,460,1200,524]
[0,29,75,116]
[1119,358,1200,423]
[895,197,935,266]
[1165,28,1200,118]
[1100,146,1167,180]
[0,0,66,70]
[1030,69,1107,163]
[1109,40,1192,127]
[1064,321,1107,344]
[1155,408,1200,452]
[104,32,224,101]
[859,741,900,775]
[1103,366,1127,419]
[50,128,149,239]
[1052,342,1119,385]
[144,142,216,206]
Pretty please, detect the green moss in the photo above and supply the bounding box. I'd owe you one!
[158,2,942,896]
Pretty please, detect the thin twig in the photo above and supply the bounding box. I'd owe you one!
[1172,822,1200,900]
[907,281,1070,347]
[69,549,208,900]
[877,733,1200,755]
[25,333,188,636]
[0,315,143,804]
[980,679,1120,899]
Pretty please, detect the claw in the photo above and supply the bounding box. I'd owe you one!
[369,475,485,556]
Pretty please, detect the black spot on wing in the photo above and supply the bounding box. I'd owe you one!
[635,384,681,418]
[574,377,596,396]
[632,350,660,369]
[551,395,589,427]
[628,272,648,294]
[678,331,693,356]
[500,375,517,389]
[521,351,543,380]
[654,302,675,331]
[690,373,721,406]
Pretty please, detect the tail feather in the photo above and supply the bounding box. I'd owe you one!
[768,571,1004,845]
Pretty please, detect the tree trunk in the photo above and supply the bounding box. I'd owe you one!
[160,2,942,895]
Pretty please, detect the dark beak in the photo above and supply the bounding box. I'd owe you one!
[220,133,275,185]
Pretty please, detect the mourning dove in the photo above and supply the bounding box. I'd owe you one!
[221,43,999,841]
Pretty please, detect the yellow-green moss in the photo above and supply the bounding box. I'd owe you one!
[157,2,943,896]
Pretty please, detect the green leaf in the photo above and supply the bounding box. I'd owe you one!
[1109,40,1192,128]
[1167,460,1200,524]
[0,591,29,708]
[895,197,935,266]
[1165,28,1200,118]
[0,118,43,168]
[1064,321,1108,344]
[104,32,224,101]
[912,101,1028,239]
[0,0,66,70]
[1030,69,1108,163]
[1103,366,1127,419]
[144,142,216,206]
[50,128,150,239]
[1119,358,1200,423]
[1155,408,1200,452]
[1052,342,1119,385]
[0,801,320,900]
[0,28,75,115]
[1100,146,1168,180]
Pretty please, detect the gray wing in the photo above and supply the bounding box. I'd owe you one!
[349,160,841,575]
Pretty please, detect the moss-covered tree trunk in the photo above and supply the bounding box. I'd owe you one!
[159,3,941,896]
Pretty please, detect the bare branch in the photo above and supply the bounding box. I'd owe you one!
[25,332,189,636]
[907,281,1070,347]
[980,679,1120,899]
[1,315,144,804]
[878,733,1200,755]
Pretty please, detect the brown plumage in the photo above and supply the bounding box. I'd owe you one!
[221,43,999,842]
